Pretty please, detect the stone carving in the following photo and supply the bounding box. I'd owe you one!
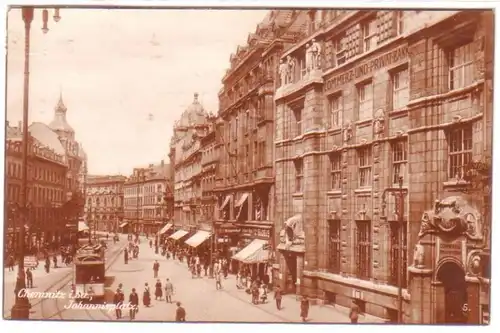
[279,59,289,87]
[467,251,482,276]
[417,196,483,240]
[280,214,305,248]
[287,56,296,83]
[342,122,353,143]
[305,43,312,73]
[413,242,425,268]
[373,109,385,137]
[311,38,322,70]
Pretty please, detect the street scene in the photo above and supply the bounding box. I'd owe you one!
[4,7,493,325]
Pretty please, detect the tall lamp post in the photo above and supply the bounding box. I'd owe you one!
[11,6,61,320]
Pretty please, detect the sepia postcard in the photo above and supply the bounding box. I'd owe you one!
[1,4,494,327]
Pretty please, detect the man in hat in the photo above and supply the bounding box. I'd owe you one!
[129,288,139,320]
[175,301,186,322]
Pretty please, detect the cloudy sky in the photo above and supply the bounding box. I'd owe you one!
[6,7,266,175]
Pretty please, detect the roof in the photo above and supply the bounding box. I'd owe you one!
[28,122,66,156]
[48,94,74,133]
[176,93,209,128]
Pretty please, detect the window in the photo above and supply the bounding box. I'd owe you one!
[335,36,347,66]
[396,11,405,35]
[328,94,342,128]
[355,220,371,279]
[294,159,304,193]
[329,154,342,190]
[294,108,303,136]
[448,126,473,180]
[357,81,373,121]
[392,68,409,110]
[449,42,474,90]
[328,219,341,273]
[358,147,372,187]
[257,141,266,167]
[362,19,377,52]
[389,221,408,288]
[391,140,408,184]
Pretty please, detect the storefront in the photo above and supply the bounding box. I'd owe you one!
[231,224,272,282]
[119,222,129,234]
[213,222,240,258]
[169,229,190,243]
[158,223,174,242]
[276,214,304,295]
[185,230,212,256]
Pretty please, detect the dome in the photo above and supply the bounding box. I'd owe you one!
[177,93,208,128]
[48,93,75,134]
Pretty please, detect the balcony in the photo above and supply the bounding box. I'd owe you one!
[253,165,273,181]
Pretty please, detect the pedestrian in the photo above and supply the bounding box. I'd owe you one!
[349,300,360,324]
[8,255,15,271]
[155,279,163,301]
[113,288,124,319]
[129,288,139,320]
[44,257,50,273]
[149,239,153,248]
[203,261,208,276]
[175,301,186,322]
[143,283,151,307]
[53,254,58,268]
[259,284,268,304]
[124,249,128,265]
[26,268,33,288]
[164,278,174,303]
[215,269,223,290]
[300,296,309,322]
[274,285,282,310]
[153,260,160,278]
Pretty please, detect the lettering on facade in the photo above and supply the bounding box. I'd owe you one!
[325,45,408,91]
[440,242,462,256]
[241,227,270,239]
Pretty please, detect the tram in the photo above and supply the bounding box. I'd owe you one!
[73,244,106,302]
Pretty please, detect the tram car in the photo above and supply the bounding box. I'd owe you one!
[73,245,106,302]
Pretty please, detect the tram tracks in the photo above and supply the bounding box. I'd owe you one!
[5,241,127,321]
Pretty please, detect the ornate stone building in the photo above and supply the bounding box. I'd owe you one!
[214,9,307,274]
[273,10,492,324]
[85,175,126,232]
[199,121,219,231]
[5,121,68,253]
[141,161,171,235]
[169,93,214,238]
[123,168,146,234]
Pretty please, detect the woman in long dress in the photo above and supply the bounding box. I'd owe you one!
[142,283,151,307]
[155,279,163,301]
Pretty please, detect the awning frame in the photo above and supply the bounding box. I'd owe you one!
[220,195,231,211]
[232,239,269,264]
[184,230,212,248]
[235,192,249,208]
[158,223,173,235]
[169,229,189,240]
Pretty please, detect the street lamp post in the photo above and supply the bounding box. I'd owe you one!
[11,6,61,320]
[397,176,404,324]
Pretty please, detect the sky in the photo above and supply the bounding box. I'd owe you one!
[5,7,267,175]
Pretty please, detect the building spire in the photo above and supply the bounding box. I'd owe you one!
[55,87,67,113]
[194,92,199,103]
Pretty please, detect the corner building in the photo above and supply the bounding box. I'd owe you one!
[274,10,492,324]
[214,10,307,276]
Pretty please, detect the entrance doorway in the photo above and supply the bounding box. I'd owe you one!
[283,252,297,294]
[436,261,468,324]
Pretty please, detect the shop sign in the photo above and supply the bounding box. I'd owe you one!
[24,256,37,268]
[325,45,408,91]
[218,227,240,234]
[439,239,462,259]
[241,227,270,239]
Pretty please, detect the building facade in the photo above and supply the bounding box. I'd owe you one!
[199,121,219,232]
[123,168,146,234]
[273,9,492,324]
[5,121,68,254]
[141,161,170,235]
[169,93,213,233]
[85,175,126,233]
[214,10,306,272]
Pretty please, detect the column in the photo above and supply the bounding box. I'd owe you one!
[296,254,304,295]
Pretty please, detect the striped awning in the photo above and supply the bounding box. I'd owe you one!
[185,230,212,248]
[220,195,231,210]
[169,229,189,240]
[232,239,269,264]
[158,223,173,235]
[235,192,249,207]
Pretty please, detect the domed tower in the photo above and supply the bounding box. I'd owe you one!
[49,92,75,141]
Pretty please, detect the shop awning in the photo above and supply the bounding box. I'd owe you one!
[158,223,173,235]
[169,229,189,240]
[220,195,231,210]
[78,221,89,232]
[185,230,212,248]
[119,222,128,228]
[232,239,269,264]
[285,214,302,229]
[235,192,249,207]
[183,206,191,212]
